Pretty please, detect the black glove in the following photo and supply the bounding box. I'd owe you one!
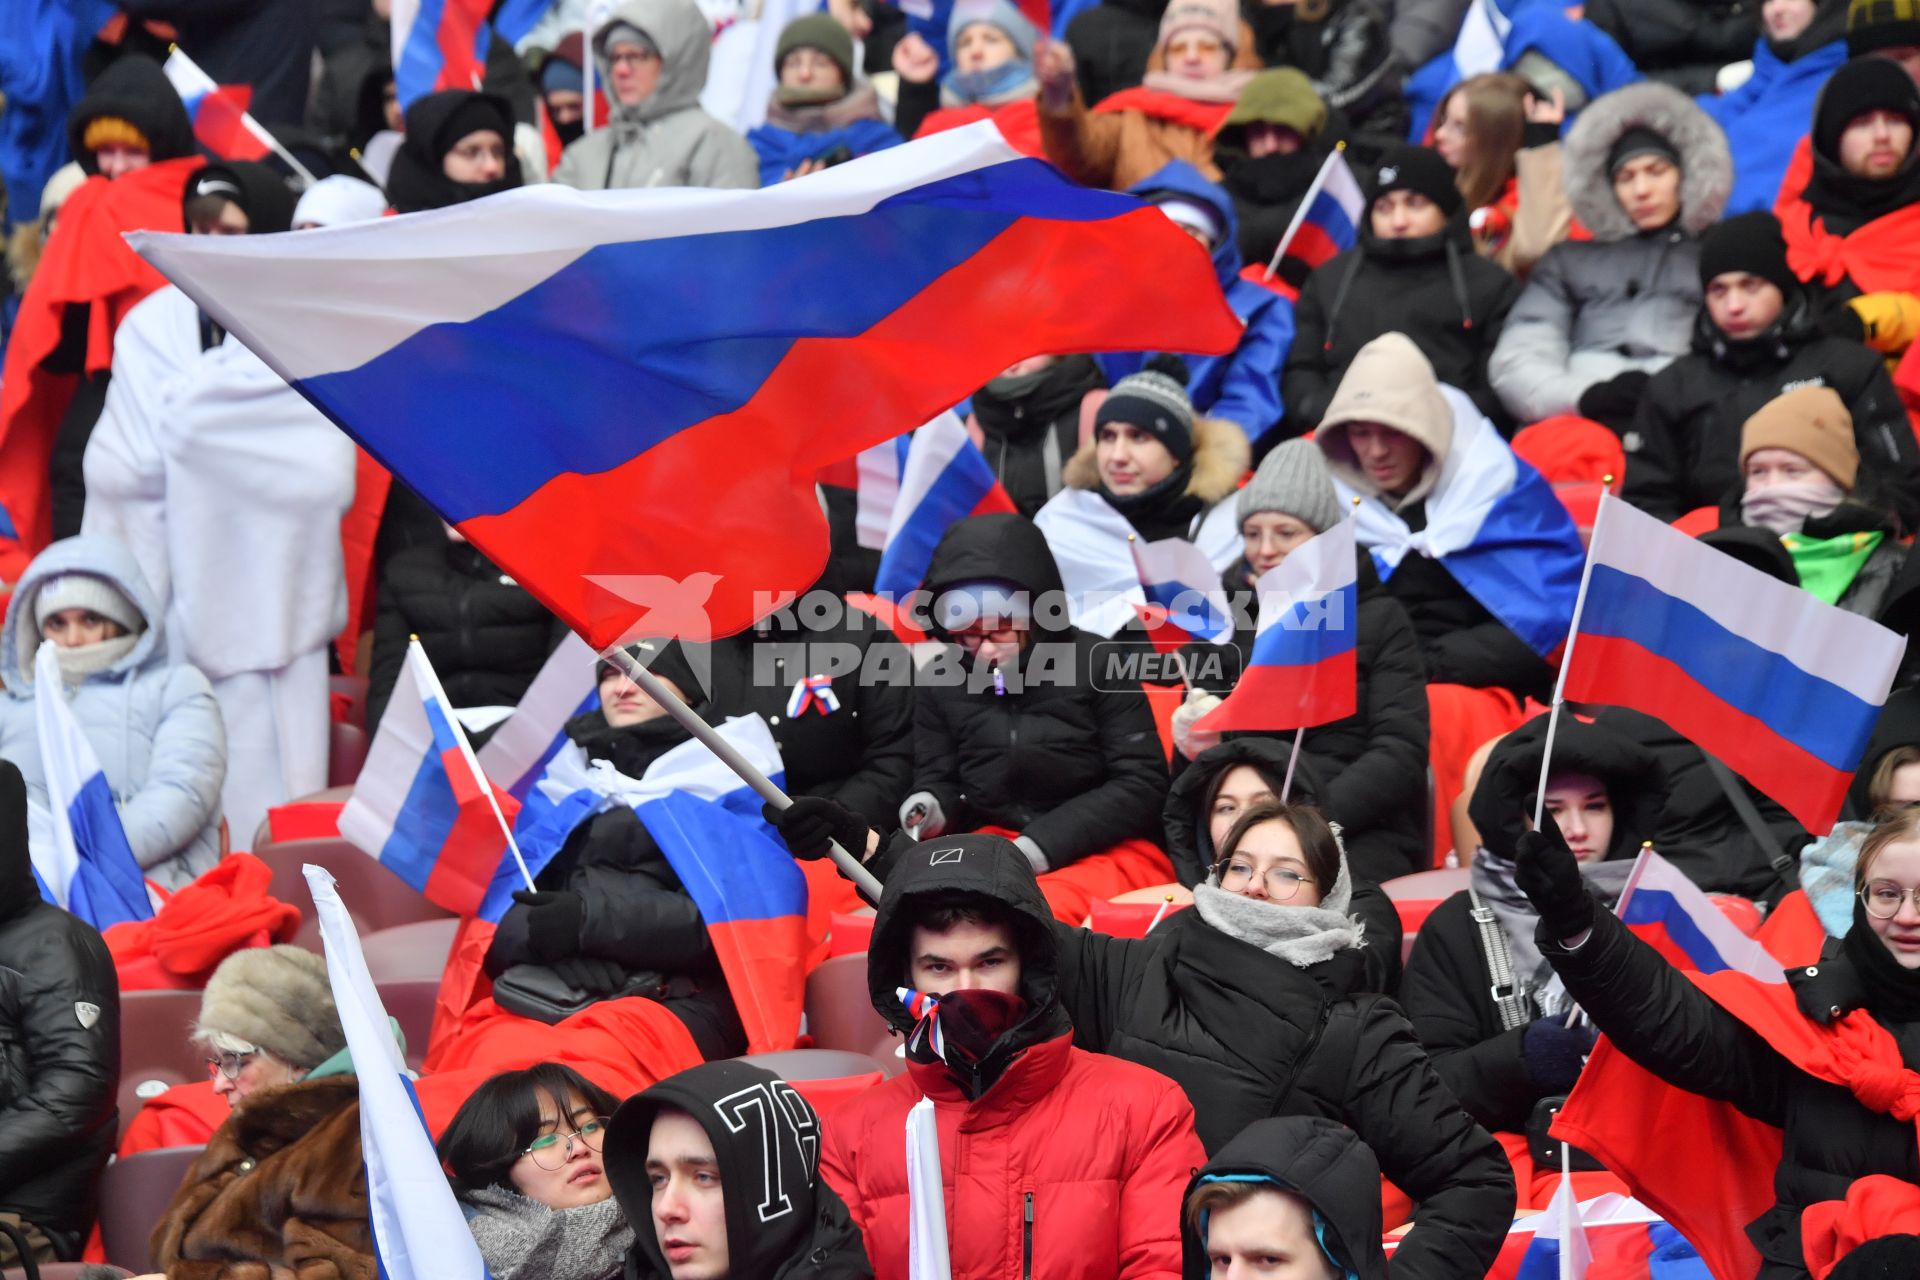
[550,955,627,996]
[1576,370,1652,424]
[764,796,870,862]
[1521,1015,1599,1093]
[513,889,584,961]
[1513,824,1595,941]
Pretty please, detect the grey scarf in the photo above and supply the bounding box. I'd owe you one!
[461,1185,634,1280]
[1470,849,1635,1015]
[1191,852,1364,968]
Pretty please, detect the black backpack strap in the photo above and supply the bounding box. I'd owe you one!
[0,1218,42,1280]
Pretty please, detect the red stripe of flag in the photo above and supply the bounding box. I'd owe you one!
[1564,632,1851,832]
[1285,221,1342,273]
[417,744,519,916]
[193,84,271,161]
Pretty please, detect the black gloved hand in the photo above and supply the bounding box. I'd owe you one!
[1513,822,1595,941]
[513,889,584,960]
[1520,1015,1599,1093]
[764,796,870,862]
[1576,369,1652,424]
[550,955,626,996]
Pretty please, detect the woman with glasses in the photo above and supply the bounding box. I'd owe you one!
[772,789,1514,1277]
[1399,715,1664,1204]
[1511,780,1920,1276]
[153,945,377,1279]
[385,90,524,214]
[437,1065,632,1280]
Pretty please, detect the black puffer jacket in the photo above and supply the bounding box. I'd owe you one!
[1542,903,1920,1278]
[1583,0,1754,95]
[1590,706,1809,897]
[970,356,1105,518]
[1162,736,1406,989]
[1243,0,1409,142]
[366,540,564,734]
[1284,208,1523,436]
[1064,0,1167,107]
[1401,716,1666,1132]
[1622,295,1920,526]
[1051,908,1512,1276]
[1200,555,1430,879]
[0,761,120,1254]
[1180,1116,1389,1279]
[698,603,914,833]
[912,514,1168,868]
[483,711,742,1058]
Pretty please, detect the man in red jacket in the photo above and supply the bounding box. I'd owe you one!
[818,832,1204,1280]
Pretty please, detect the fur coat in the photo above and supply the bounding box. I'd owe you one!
[152,1077,374,1280]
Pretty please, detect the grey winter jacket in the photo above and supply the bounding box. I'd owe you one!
[1488,82,1733,423]
[551,0,758,191]
[0,537,226,889]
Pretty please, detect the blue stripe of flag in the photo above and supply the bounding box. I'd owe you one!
[64,773,152,930]
[295,160,1142,526]
[1248,583,1358,668]
[1580,564,1874,771]
[375,697,474,895]
[1305,188,1357,252]
[638,786,807,925]
[1620,888,1737,975]
[1141,581,1232,642]
[875,440,996,595]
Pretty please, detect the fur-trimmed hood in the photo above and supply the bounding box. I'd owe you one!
[1062,415,1251,503]
[1563,81,1732,241]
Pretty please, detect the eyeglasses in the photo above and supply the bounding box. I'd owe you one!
[1213,858,1315,901]
[206,1049,259,1081]
[608,49,659,67]
[1860,879,1920,920]
[950,623,1023,648]
[523,1118,608,1169]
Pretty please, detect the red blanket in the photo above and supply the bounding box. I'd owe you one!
[1774,135,1920,296]
[104,853,301,990]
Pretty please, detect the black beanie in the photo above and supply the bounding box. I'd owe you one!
[1369,145,1463,217]
[1697,211,1799,296]
[431,94,514,166]
[1607,126,1681,177]
[1815,56,1920,161]
[1848,0,1920,56]
[184,162,298,235]
[1093,355,1196,465]
[1829,1234,1920,1278]
[596,639,709,706]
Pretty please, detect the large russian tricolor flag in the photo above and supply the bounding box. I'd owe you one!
[475,633,601,801]
[389,0,493,110]
[512,714,808,1052]
[1563,494,1905,834]
[1128,534,1235,645]
[128,124,1242,650]
[1196,520,1358,733]
[31,640,154,931]
[1614,848,1785,983]
[873,412,1018,596]
[162,49,274,163]
[339,639,522,917]
[1262,149,1365,290]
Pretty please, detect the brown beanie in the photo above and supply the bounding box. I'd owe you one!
[1158,0,1239,53]
[1739,386,1859,490]
[1315,333,1455,504]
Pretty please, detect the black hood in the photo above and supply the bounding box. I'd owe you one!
[384,90,524,213]
[606,1060,830,1279]
[866,833,1070,1070]
[921,513,1069,638]
[1164,737,1328,886]
[68,55,197,173]
[1469,714,1668,863]
[1179,1116,1387,1280]
[1847,686,1920,816]
[972,356,1105,446]
[185,161,298,234]
[0,760,33,924]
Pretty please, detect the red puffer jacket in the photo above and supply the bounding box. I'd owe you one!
[819,1030,1203,1280]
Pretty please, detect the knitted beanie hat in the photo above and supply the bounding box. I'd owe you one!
[1740,385,1860,490]
[1238,439,1344,532]
[1094,356,1197,464]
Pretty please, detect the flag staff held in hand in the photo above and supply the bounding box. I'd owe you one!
[598,642,886,902]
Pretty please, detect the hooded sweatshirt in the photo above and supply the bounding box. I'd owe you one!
[606,1060,871,1280]
[0,536,225,889]
[1098,160,1294,442]
[1178,1116,1388,1280]
[385,90,526,213]
[824,832,1204,1280]
[65,55,196,175]
[552,0,759,191]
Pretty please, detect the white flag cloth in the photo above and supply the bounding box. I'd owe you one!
[906,1096,952,1280]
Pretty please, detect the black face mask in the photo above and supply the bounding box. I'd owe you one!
[1220,149,1324,204]
[552,115,584,147]
[902,987,1032,1097]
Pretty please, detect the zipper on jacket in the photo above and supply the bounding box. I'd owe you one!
[1022,1191,1034,1280]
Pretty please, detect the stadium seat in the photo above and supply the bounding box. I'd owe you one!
[1086,893,1190,938]
[361,918,461,983]
[737,1048,889,1115]
[827,909,876,957]
[254,785,355,851]
[117,989,214,1140]
[376,977,440,1071]
[98,1145,205,1271]
[328,721,370,788]
[329,674,370,730]
[1382,867,1472,962]
[37,1264,91,1280]
[803,952,901,1071]
[256,839,450,951]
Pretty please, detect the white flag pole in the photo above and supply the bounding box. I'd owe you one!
[1262,141,1346,282]
[407,638,537,892]
[1531,487,1614,832]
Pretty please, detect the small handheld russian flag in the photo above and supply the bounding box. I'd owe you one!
[1129,534,1235,647]
[898,986,944,1058]
[873,413,1018,597]
[163,49,276,163]
[1196,520,1359,733]
[1261,147,1366,290]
